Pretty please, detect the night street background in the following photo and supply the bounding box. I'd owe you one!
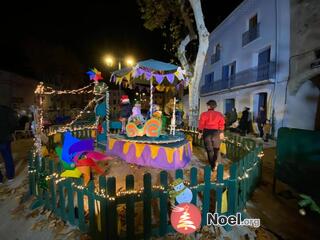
[0,0,243,79]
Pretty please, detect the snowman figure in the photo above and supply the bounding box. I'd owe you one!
[170,178,193,204]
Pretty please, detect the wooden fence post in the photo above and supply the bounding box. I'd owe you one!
[215,164,224,214]
[159,171,168,236]
[201,166,211,226]
[75,178,87,232]
[88,181,96,236]
[175,169,183,179]
[190,167,198,205]
[143,173,152,239]
[28,153,36,196]
[48,160,56,211]
[106,177,118,239]
[126,175,135,239]
[99,176,107,240]
[66,178,75,225]
[228,163,238,215]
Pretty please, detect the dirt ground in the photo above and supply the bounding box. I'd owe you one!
[1,138,319,239]
[247,147,320,240]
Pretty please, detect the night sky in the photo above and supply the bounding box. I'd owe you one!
[0,0,243,79]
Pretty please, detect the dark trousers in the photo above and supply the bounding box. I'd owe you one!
[0,141,15,182]
[258,124,264,138]
[203,130,220,171]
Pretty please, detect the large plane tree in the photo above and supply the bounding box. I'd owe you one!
[137,0,209,127]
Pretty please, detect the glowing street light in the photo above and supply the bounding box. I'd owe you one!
[104,55,114,67]
[103,55,136,70]
[125,57,135,67]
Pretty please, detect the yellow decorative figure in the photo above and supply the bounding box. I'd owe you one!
[221,189,228,213]
[53,133,61,143]
[91,130,96,138]
[41,146,49,156]
[61,168,82,178]
[220,142,227,155]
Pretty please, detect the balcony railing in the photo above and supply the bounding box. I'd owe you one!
[200,62,276,95]
[242,23,260,46]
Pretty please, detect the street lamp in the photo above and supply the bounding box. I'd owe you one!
[104,55,136,93]
[104,55,135,70]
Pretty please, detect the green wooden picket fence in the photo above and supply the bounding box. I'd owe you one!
[28,130,262,239]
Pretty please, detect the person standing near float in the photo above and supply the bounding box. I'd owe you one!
[119,95,132,134]
[0,104,19,184]
[198,100,225,171]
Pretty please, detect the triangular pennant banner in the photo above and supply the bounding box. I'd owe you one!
[166,74,175,84]
[145,72,152,80]
[154,74,164,84]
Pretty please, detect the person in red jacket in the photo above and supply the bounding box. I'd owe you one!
[198,100,225,171]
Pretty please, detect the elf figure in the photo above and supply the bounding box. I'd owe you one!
[119,95,132,134]
[128,101,145,128]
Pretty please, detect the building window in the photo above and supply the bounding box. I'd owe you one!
[249,14,258,30]
[222,61,236,81]
[242,14,260,46]
[211,44,221,64]
[257,47,272,80]
[205,72,214,86]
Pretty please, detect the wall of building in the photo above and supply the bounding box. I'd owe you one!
[198,0,290,135]
[0,70,38,111]
[201,0,290,84]
[284,80,319,130]
[283,0,320,130]
[200,83,274,116]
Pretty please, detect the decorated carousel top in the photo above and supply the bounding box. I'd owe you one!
[111,59,189,89]
[111,59,188,141]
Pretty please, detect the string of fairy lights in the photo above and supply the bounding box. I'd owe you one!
[32,149,264,201]
[34,82,94,95]
[31,79,264,202]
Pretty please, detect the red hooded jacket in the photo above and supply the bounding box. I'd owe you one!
[198,110,225,131]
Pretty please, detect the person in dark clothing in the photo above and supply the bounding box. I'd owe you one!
[228,107,238,127]
[119,95,132,134]
[18,114,30,130]
[239,107,250,136]
[257,106,267,138]
[0,105,19,183]
[198,100,225,171]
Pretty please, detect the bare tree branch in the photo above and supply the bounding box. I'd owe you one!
[177,34,192,71]
[179,0,197,40]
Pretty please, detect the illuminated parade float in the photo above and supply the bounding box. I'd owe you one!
[106,59,192,170]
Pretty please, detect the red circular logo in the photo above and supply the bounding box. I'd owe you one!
[170,203,201,234]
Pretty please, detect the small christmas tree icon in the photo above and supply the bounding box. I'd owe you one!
[177,206,196,230]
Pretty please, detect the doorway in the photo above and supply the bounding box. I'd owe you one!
[253,92,267,121]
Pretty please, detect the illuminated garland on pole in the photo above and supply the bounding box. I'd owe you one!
[149,78,153,118]
[105,89,109,137]
[35,83,93,95]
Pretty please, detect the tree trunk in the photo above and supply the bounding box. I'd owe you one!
[177,35,192,72]
[188,0,209,127]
